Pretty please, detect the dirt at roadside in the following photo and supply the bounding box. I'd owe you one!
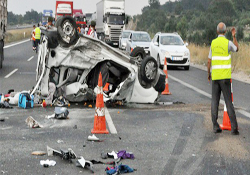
[191,63,250,85]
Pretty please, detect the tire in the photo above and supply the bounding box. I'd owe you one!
[0,40,4,69]
[140,56,158,83]
[154,74,166,92]
[56,16,79,48]
[184,66,190,70]
[157,55,161,68]
[130,47,146,61]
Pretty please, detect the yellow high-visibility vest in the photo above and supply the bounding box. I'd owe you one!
[211,37,231,80]
[35,27,41,39]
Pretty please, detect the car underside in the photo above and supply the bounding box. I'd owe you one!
[31,17,165,104]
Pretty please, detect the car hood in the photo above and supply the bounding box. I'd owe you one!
[160,45,189,53]
[132,42,151,48]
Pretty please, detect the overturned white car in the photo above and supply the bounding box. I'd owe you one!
[32,17,165,104]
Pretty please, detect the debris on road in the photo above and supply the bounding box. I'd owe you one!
[54,107,69,119]
[0,118,5,122]
[0,99,13,109]
[105,164,135,175]
[117,150,135,159]
[57,140,64,144]
[40,159,56,167]
[31,151,46,156]
[25,116,42,128]
[76,157,94,173]
[18,93,34,109]
[87,134,100,142]
[47,146,77,163]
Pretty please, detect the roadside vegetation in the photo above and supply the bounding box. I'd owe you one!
[189,43,250,75]
[131,0,250,74]
[5,28,33,43]
[8,9,42,26]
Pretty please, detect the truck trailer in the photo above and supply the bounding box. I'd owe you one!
[55,1,73,21]
[0,0,7,68]
[96,0,126,46]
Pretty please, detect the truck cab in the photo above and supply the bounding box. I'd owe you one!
[96,0,127,46]
[55,1,73,20]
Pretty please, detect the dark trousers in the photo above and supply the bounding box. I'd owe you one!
[211,79,238,130]
[35,39,40,53]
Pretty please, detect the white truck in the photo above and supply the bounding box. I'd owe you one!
[0,0,7,68]
[96,0,127,46]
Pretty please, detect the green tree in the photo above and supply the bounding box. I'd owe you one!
[149,0,160,9]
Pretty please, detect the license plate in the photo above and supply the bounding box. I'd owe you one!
[172,56,183,61]
[113,43,118,45]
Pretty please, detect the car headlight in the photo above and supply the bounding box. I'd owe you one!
[122,42,127,47]
[184,51,189,56]
[161,50,170,57]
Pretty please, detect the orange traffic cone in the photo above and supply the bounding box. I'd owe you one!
[162,57,171,95]
[103,83,109,92]
[42,100,47,108]
[91,72,109,134]
[220,79,233,130]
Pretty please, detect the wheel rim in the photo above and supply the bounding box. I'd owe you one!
[145,61,157,80]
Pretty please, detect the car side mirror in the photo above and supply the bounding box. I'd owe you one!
[185,42,189,46]
[154,42,159,46]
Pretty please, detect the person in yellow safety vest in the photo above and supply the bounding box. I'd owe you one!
[35,23,41,54]
[207,22,239,135]
[30,25,36,52]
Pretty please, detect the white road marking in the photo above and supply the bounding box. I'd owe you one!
[4,69,18,78]
[168,74,250,119]
[105,107,117,134]
[3,39,30,49]
[27,56,34,62]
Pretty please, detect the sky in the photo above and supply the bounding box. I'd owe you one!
[8,0,170,16]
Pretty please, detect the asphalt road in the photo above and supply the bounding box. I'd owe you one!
[1,41,250,175]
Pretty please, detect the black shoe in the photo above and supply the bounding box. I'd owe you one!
[213,127,222,133]
[231,130,239,135]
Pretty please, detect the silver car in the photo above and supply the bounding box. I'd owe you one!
[119,30,132,50]
[126,31,151,55]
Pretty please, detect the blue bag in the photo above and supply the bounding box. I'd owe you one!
[18,93,34,109]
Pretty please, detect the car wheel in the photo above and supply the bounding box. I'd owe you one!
[157,55,161,68]
[154,74,165,92]
[140,56,158,83]
[184,66,190,70]
[0,40,3,69]
[130,47,146,62]
[57,16,79,48]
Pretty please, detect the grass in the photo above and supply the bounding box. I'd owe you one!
[5,28,33,43]
[188,43,250,74]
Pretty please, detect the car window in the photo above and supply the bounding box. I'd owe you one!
[160,35,184,45]
[153,35,158,43]
[132,33,151,42]
[122,32,130,38]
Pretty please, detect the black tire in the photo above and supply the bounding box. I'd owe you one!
[184,66,190,70]
[154,74,166,92]
[0,40,4,69]
[157,55,161,68]
[130,47,146,60]
[140,56,158,83]
[56,16,79,48]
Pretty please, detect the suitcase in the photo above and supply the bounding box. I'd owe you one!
[18,93,34,109]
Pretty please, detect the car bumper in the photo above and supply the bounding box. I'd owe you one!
[160,56,190,66]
